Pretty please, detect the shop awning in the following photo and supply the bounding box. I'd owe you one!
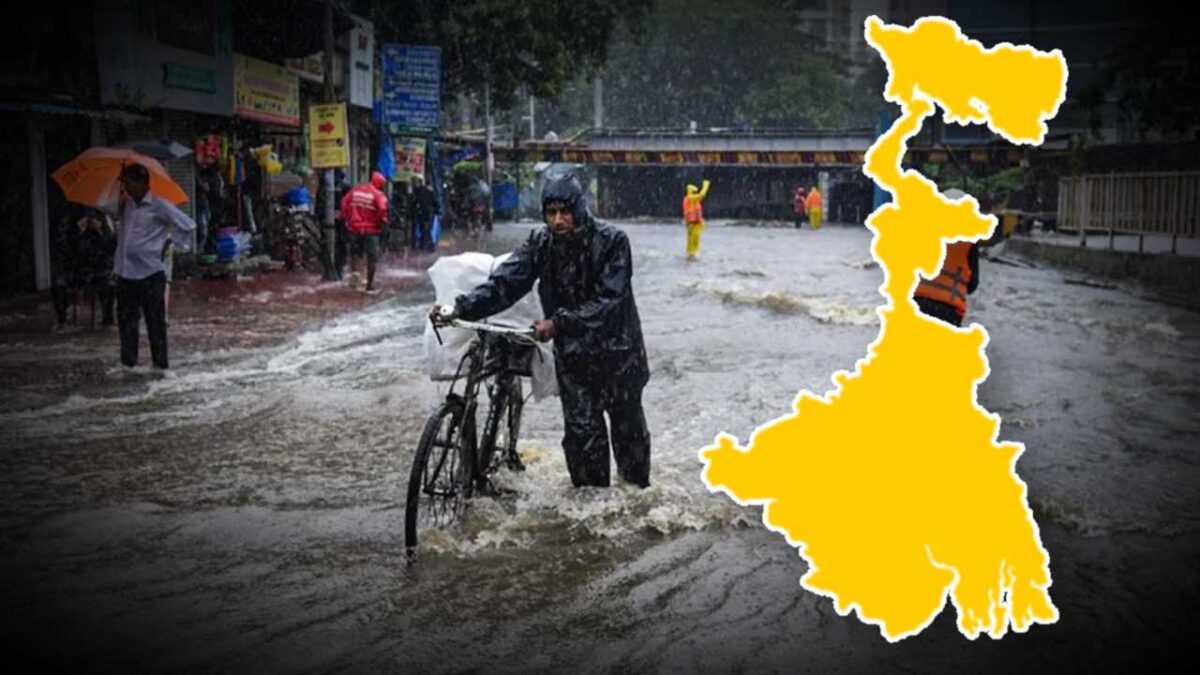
[0,102,105,118]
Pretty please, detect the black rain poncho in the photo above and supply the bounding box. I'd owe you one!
[455,173,651,487]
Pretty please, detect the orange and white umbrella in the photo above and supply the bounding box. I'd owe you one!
[51,147,189,208]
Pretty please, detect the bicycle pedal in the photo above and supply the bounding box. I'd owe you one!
[477,479,517,498]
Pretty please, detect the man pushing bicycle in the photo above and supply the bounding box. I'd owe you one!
[430,170,651,488]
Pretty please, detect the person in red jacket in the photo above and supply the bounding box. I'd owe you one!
[340,171,389,291]
[792,186,807,229]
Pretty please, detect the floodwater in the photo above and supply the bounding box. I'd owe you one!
[1,221,1196,672]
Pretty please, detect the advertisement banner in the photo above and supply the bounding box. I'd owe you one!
[394,137,427,182]
[285,53,324,84]
[309,103,350,168]
[235,54,300,126]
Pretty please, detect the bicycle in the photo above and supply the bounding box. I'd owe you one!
[404,316,538,558]
[268,201,322,272]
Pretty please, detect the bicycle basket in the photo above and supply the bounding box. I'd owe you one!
[485,336,536,377]
[506,343,536,377]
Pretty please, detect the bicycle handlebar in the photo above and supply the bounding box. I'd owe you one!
[452,318,535,337]
[430,316,538,345]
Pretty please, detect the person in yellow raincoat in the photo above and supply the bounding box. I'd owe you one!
[805,186,823,230]
[682,179,711,260]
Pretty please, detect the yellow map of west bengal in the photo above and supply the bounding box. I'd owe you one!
[699,17,1068,641]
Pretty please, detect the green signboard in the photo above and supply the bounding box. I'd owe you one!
[162,61,217,94]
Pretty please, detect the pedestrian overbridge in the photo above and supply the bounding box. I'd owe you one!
[490,128,1030,169]
[477,129,1036,221]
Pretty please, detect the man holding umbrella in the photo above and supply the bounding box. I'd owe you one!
[52,149,195,369]
[109,163,196,369]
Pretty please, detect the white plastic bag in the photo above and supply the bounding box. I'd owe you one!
[424,253,558,399]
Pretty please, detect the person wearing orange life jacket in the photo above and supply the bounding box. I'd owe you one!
[914,240,979,327]
[804,186,823,229]
[914,189,981,327]
[682,179,711,261]
[340,171,389,292]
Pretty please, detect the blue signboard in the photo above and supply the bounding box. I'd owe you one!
[382,44,441,128]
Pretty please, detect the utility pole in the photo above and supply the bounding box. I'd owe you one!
[526,95,535,140]
[484,81,494,230]
[593,77,603,129]
[320,0,338,281]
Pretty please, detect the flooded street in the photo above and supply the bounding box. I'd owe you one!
[2,221,1197,672]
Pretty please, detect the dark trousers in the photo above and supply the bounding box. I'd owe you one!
[558,377,651,487]
[117,272,168,368]
[413,217,432,251]
[333,222,348,280]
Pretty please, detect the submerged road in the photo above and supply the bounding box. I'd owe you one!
[1,221,1196,672]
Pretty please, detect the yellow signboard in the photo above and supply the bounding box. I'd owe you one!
[234,54,300,126]
[309,103,349,169]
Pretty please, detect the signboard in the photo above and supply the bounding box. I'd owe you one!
[491,148,871,167]
[235,54,300,126]
[163,62,217,93]
[309,103,349,168]
[349,16,374,108]
[381,44,441,128]
[394,137,427,182]
[285,53,324,84]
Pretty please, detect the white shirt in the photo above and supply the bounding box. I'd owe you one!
[110,193,196,280]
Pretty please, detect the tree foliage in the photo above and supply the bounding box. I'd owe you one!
[743,55,848,129]
[1075,7,1199,140]
[594,0,864,129]
[363,0,650,109]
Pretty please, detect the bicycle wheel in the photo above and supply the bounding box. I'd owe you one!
[296,214,324,268]
[502,378,525,472]
[476,379,510,480]
[480,377,525,477]
[405,397,470,555]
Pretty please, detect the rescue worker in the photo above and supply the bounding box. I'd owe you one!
[339,171,389,292]
[914,191,980,327]
[792,186,808,229]
[805,186,823,230]
[682,179,711,261]
[430,171,652,488]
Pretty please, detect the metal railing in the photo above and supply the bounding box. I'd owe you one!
[1058,172,1199,251]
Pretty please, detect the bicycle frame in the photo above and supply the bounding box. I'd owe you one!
[433,319,537,484]
[437,321,526,387]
